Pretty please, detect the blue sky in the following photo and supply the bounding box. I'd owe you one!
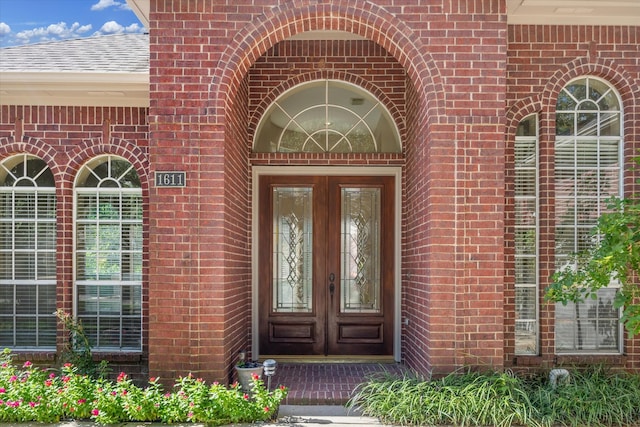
[0,0,145,47]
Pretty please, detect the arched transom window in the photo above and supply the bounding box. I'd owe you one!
[253,80,401,153]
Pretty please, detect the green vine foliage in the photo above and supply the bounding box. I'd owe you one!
[55,309,110,379]
[546,154,640,336]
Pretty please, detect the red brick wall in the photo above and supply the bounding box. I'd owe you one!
[0,105,150,381]
[7,1,638,385]
[147,0,508,381]
[505,25,640,371]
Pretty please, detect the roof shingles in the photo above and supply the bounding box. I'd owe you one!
[0,33,149,73]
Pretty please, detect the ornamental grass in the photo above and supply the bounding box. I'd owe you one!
[348,366,640,427]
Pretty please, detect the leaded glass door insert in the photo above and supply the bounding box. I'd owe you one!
[340,188,381,313]
[273,187,313,313]
[259,175,394,357]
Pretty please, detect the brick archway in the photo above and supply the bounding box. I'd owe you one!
[209,0,444,124]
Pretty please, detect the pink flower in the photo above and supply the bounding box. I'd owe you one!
[63,363,72,368]
[0,388,5,393]
[49,373,56,379]
[117,372,127,382]
[251,373,260,380]
[77,399,86,404]
[91,409,99,416]
[62,376,71,383]
[243,393,249,400]
[264,406,270,413]
[121,390,128,396]
[149,377,156,382]
[8,376,17,383]
[111,391,117,396]
[44,380,52,387]
[187,411,194,419]
[23,361,32,368]
[29,401,36,408]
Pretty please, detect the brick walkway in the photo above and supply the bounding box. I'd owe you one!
[268,362,408,405]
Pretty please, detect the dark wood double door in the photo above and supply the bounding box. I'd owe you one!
[258,175,394,356]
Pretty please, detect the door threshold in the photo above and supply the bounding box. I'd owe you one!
[259,355,396,364]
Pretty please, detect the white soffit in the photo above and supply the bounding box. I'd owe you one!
[128,0,640,28]
[0,72,149,107]
[508,0,640,25]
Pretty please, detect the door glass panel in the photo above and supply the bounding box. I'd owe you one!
[340,187,381,313]
[273,187,313,313]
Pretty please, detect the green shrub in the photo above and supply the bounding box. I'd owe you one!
[348,366,640,427]
[0,348,287,425]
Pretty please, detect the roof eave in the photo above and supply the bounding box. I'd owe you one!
[127,0,150,28]
[0,71,149,107]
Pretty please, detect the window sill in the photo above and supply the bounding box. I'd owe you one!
[513,355,543,366]
[7,351,56,363]
[91,352,143,363]
[555,354,627,366]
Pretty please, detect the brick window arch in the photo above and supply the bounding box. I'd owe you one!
[74,155,142,351]
[0,154,56,349]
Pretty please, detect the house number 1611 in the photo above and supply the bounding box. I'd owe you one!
[155,171,186,187]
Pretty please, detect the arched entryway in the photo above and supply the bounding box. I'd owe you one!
[207,0,446,377]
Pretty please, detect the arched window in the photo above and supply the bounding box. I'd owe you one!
[0,154,56,349]
[554,77,623,354]
[253,80,401,153]
[515,114,539,355]
[75,156,142,351]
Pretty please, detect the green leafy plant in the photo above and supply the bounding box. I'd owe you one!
[348,366,640,427]
[546,152,640,335]
[55,309,110,379]
[0,348,288,425]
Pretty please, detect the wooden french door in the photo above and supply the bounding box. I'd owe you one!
[258,175,394,356]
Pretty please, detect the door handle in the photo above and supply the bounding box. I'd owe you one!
[329,273,335,298]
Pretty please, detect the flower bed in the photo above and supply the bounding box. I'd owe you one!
[0,349,287,425]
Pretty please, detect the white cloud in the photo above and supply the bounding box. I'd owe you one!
[99,20,124,34]
[124,23,143,33]
[91,0,131,11]
[14,22,94,44]
[0,22,11,36]
[77,24,93,34]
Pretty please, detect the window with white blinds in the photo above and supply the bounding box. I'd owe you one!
[515,115,538,355]
[75,156,142,351]
[554,77,623,354]
[0,154,56,349]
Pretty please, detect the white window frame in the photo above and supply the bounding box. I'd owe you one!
[554,76,624,355]
[73,155,143,352]
[0,154,56,350]
[514,114,539,355]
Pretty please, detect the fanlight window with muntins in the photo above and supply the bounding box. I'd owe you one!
[253,80,401,153]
